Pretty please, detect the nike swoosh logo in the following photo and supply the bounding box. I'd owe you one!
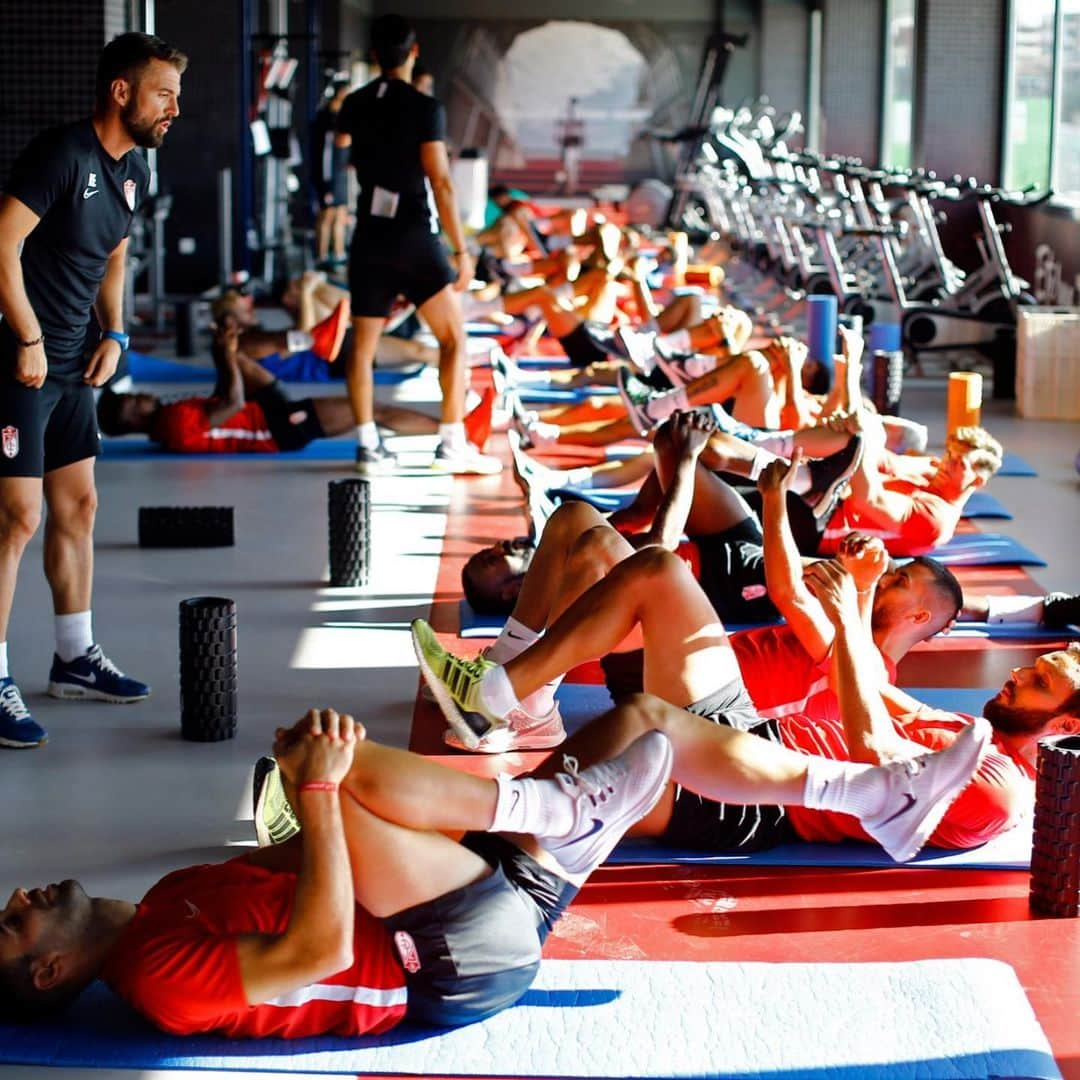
[82,189,100,200]
[558,818,604,847]
[184,900,200,919]
[876,792,916,826]
[62,671,97,686]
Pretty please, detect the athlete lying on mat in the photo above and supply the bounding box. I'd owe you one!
[415,542,1067,859]
[96,324,454,454]
[0,695,988,1033]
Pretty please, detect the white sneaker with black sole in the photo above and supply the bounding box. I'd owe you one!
[432,442,503,475]
[355,440,397,476]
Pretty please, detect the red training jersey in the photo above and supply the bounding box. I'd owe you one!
[780,708,1034,848]
[102,856,407,1038]
[818,478,959,555]
[151,399,280,453]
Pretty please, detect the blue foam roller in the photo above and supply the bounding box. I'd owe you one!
[869,322,902,353]
[806,294,838,363]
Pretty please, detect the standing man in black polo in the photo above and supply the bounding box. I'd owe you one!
[0,32,186,748]
[335,15,501,477]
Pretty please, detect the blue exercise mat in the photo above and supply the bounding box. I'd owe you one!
[960,490,1012,519]
[924,532,1046,567]
[100,437,358,461]
[941,622,1078,640]
[126,349,423,385]
[516,354,573,369]
[998,451,1038,477]
[517,384,619,403]
[0,959,1056,1078]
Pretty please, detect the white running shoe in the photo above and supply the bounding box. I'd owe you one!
[432,442,503,475]
[537,731,674,876]
[614,326,658,375]
[444,702,566,753]
[861,719,991,862]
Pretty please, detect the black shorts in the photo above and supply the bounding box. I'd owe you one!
[253,382,326,451]
[558,322,616,369]
[383,833,577,1027]
[665,685,796,853]
[0,368,99,478]
[691,517,779,625]
[348,230,456,317]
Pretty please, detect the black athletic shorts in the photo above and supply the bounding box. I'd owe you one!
[691,517,779,625]
[0,367,98,478]
[558,321,619,369]
[348,229,456,317]
[664,682,796,853]
[383,833,578,1027]
[253,381,326,451]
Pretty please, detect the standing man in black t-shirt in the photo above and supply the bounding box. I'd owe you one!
[0,32,186,748]
[310,74,352,269]
[334,15,501,477]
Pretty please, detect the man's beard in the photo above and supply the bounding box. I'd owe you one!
[983,695,1054,736]
[121,99,166,149]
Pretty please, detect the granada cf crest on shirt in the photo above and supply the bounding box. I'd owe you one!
[124,179,137,211]
[393,930,422,973]
[2,426,19,459]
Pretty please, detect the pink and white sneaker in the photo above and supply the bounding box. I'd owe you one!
[444,703,566,753]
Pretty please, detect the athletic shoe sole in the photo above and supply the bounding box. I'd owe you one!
[410,623,500,750]
[0,734,47,748]
[354,458,397,477]
[47,682,148,703]
[444,709,566,753]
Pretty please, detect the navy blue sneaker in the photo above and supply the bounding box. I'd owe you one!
[0,677,47,748]
[47,645,150,703]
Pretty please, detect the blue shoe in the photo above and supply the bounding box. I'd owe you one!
[47,645,150,703]
[0,677,48,748]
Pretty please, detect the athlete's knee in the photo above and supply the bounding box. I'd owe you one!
[52,487,98,535]
[739,350,772,384]
[565,523,626,579]
[614,544,690,591]
[546,499,604,542]
[616,692,679,736]
[0,497,42,549]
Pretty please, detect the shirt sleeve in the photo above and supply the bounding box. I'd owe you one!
[4,131,77,220]
[335,93,356,136]
[422,99,447,144]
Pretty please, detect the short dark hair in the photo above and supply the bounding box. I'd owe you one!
[909,555,963,633]
[0,955,84,1024]
[95,32,188,112]
[489,184,511,201]
[461,554,514,615]
[370,15,416,71]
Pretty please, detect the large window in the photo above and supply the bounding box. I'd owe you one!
[881,0,916,169]
[1005,0,1080,198]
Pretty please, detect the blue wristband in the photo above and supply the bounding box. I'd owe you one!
[102,330,130,351]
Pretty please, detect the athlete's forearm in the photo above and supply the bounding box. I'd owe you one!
[430,176,467,255]
[0,244,42,342]
[644,454,698,550]
[93,240,127,334]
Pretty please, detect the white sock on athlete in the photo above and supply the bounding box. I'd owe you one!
[479,665,520,719]
[285,329,314,354]
[55,610,93,663]
[802,757,890,820]
[747,447,784,483]
[658,328,692,354]
[985,595,1045,624]
[487,617,541,664]
[0,642,8,679]
[356,422,380,450]
[490,773,573,837]
[438,422,467,451]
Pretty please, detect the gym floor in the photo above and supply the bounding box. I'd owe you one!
[1,361,1078,1079]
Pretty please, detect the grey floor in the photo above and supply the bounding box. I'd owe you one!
[1,363,1077,1080]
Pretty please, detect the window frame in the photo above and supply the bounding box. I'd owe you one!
[879,0,917,170]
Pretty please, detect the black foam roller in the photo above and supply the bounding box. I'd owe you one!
[871,350,904,416]
[328,479,371,587]
[179,597,238,742]
[139,506,234,548]
[1029,734,1080,917]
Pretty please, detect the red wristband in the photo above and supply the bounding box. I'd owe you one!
[297,780,339,794]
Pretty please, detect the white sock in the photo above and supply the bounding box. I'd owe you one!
[681,353,718,379]
[658,328,692,354]
[564,466,594,486]
[648,387,689,426]
[439,422,467,451]
[491,773,573,837]
[479,665,521,718]
[466,295,504,318]
[754,432,794,458]
[748,447,784,483]
[0,642,8,679]
[985,595,1045,624]
[55,611,93,663]
[791,461,812,494]
[487,617,541,664]
[521,675,563,717]
[802,757,888,820]
[357,422,380,450]
[286,329,313,354]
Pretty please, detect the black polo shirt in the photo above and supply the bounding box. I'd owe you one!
[2,119,147,369]
[336,77,445,247]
